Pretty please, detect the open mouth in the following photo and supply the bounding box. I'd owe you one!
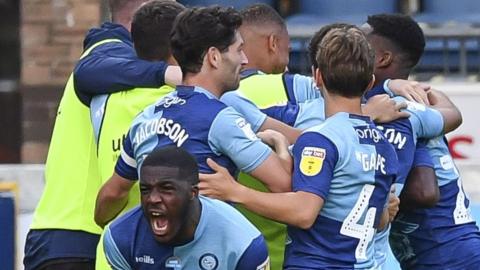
[150,211,169,236]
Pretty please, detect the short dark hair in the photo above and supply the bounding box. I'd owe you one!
[240,4,285,29]
[170,6,242,75]
[131,0,185,60]
[367,13,425,69]
[316,27,375,97]
[141,146,199,185]
[308,23,355,68]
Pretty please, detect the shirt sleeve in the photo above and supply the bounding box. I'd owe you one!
[412,139,434,168]
[74,42,167,96]
[260,102,300,127]
[220,91,267,132]
[284,73,320,103]
[292,132,339,199]
[103,226,133,270]
[393,97,444,139]
[208,107,272,173]
[114,129,139,181]
[235,235,270,270]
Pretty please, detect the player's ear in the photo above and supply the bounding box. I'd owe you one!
[206,47,221,69]
[268,33,277,54]
[191,184,199,199]
[377,50,393,68]
[314,68,324,89]
[366,74,375,91]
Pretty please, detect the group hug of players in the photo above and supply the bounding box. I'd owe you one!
[24,1,480,270]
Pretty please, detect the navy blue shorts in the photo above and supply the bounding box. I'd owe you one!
[23,229,100,270]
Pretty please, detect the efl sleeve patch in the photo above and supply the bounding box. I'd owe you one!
[299,147,326,176]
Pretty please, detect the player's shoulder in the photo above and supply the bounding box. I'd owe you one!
[109,206,143,231]
[199,196,261,238]
[308,112,355,138]
[106,206,143,252]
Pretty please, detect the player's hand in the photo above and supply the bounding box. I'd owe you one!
[199,158,239,202]
[363,94,410,123]
[257,129,289,149]
[388,79,431,105]
[388,186,400,223]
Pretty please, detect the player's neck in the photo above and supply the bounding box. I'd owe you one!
[375,69,409,86]
[242,57,272,74]
[171,198,202,246]
[183,74,223,98]
[324,94,363,118]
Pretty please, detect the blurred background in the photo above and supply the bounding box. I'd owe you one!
[0,0,479,269]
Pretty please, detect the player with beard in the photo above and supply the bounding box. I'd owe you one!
[95,6,294,226]
[200,26,398,269]
[103,146,270,269]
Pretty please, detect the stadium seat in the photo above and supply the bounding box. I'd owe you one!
[415,0,480,25]
[417,38,480,73]
[178,0,274,10]
[286,0,398,74]
[287,0,398,26]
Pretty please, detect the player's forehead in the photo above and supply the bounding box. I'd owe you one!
[141,166,182,184]
[230,31,244,48]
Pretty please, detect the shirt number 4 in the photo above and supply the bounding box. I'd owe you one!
[340,184,376,260]
[454,178,474,225]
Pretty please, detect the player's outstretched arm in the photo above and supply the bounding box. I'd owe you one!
[199,158,322,229]
[95,173,134,228]
[427,89,462,133]
[209,108,292,192]
[256,129,292,173]
[259,116,302,145]
[248,154,292,192]
[74,43,182,96]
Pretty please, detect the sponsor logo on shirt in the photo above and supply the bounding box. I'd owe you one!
[299,147,325,176]
[156,96,186,109]
[440,154,454,170]
[355,126,383,143]
[199,253,218,270]
[165,256,182,269]
[377,126,407,150]
[135,255,154,264]
[133,117,189,147]
[235,118,258,141]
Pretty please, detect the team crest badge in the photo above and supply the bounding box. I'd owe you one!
[199,253,218,270]
[299,147,326,176]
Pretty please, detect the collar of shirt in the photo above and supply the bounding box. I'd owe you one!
[240,68,266,79]
[176,85,219,100]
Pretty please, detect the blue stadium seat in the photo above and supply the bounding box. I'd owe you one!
[287,0,397,26]
[415,0,480,25]
[178,0,274,10]
[286,0,398,74]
